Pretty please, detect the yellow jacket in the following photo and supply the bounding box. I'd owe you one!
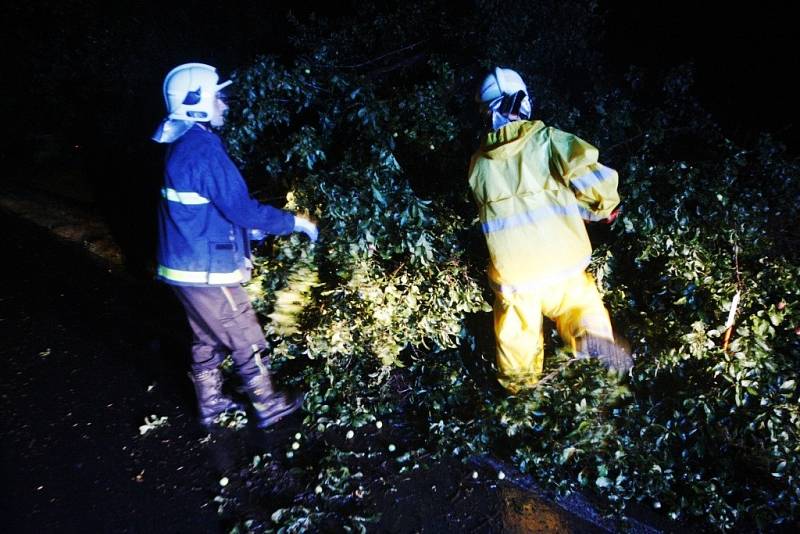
[468,120,619,292]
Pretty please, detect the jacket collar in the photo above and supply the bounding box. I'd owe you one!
[481,120,544,160]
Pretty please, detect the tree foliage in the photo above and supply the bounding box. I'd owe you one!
[221,1,800,531]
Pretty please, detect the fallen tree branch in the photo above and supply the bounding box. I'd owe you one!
[322,40,428,70]
[529,357,582,390]
[605,126,693,154]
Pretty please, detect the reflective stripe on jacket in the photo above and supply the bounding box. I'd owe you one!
[468,120,620,289]
[156,125,295,287]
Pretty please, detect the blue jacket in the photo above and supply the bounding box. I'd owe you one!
[156,125,294,286]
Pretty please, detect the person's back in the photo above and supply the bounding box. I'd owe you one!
[469,67,631,393]
[468,119,615,290]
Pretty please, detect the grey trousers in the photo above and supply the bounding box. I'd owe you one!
[172,285,268,376]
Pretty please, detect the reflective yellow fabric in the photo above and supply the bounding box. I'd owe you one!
[157,264,244,285]
[494,272,613,393]
[468,120,619,288]
[468,120,620,393]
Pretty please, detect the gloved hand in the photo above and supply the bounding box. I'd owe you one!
[293,215,319,242]
[604,208,621,224]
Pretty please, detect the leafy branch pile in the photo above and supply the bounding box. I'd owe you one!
[219,2,800,531]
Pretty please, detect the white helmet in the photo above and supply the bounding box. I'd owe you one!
[162,63,232,122]
[476,67,527,104]
[476,67,532,130]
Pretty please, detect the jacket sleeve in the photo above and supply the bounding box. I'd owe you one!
[202,142,295,236]
[548,127,620,221]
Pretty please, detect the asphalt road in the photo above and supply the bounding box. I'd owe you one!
[0,210,236,533]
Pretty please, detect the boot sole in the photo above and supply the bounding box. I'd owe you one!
[255,396,304,429]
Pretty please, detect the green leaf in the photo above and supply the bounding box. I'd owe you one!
[595,477,612,488]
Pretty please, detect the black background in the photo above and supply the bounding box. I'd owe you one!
[2,1,795,169]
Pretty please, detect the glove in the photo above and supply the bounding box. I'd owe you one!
[604,208,621,224]
[293,215,319,242]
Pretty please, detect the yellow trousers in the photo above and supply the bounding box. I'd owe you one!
[493,272,613,393]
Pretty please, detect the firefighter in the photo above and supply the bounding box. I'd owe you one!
[469,67,632,393]
[152,63,318,427]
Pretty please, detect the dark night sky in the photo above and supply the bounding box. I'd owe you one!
[2,1,796,167]
[602,2,796,149]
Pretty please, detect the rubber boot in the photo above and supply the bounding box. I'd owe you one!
[243,371,303,429]
[576,335,633,374]
[189,368,244,427]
